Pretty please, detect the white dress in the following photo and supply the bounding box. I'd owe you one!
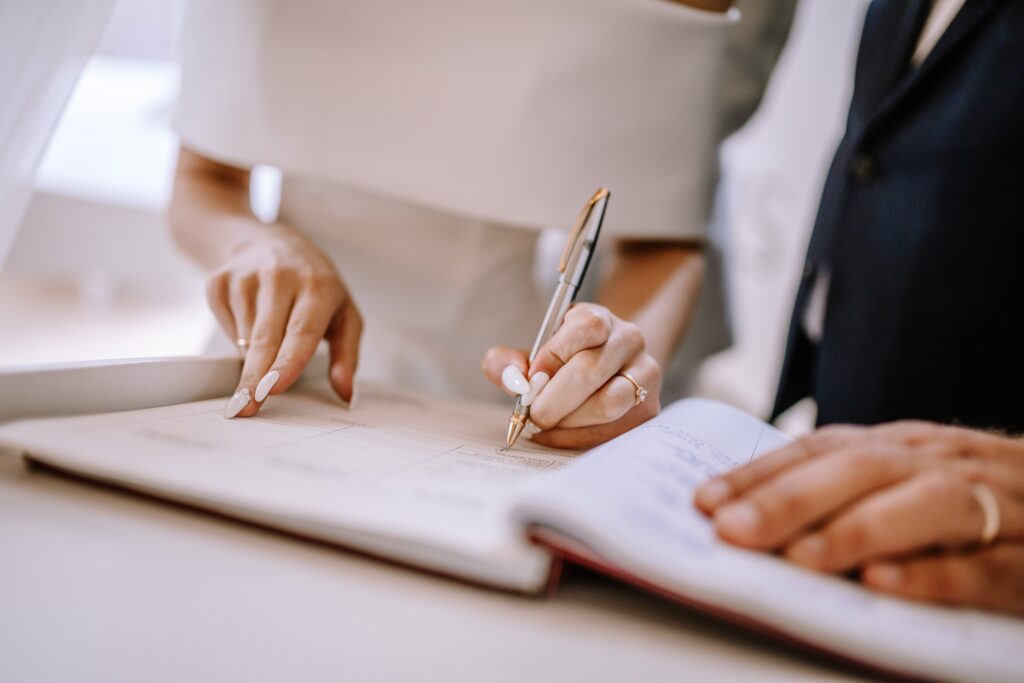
[173,0,739,400]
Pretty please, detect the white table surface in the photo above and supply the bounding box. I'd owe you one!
[0,451,869,683]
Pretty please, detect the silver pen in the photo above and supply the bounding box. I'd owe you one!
[505,188,610,449]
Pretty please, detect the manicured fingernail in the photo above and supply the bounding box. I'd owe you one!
[697,479,732,509]
[254,370,280,402]
[521,372,550,407]
[866,563,903,587]
[715,502,761,537]
[223,387,251,419]
[502,365,530,395]
[787,534,827,564]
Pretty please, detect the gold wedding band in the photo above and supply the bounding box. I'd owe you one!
[236,338,250,350]
[971,482,1001,546]
[618,372,648,406]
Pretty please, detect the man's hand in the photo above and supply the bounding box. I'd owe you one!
[695,422,1024,616]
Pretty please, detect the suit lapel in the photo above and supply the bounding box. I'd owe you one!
[856,0,932,116]
[862,0,1003,138]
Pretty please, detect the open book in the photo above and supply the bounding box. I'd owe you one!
[0,383,1020,682]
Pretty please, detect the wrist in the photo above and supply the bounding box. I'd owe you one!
[207,218,308,267]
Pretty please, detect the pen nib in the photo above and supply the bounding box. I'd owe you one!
[506,414,526,450]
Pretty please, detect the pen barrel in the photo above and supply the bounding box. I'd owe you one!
[528,280,576,362]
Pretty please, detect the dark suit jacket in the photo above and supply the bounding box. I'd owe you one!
[773,0,1024,430]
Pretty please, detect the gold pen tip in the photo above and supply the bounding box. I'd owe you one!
[506,415,527,450]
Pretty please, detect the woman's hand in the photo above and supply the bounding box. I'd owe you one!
[168,147,362,418]
[209,230,362,418]
[482,303,661,449]
[694,422,1024,616]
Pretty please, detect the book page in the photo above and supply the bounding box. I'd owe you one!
[0,382,577,592]
[512,398,1024,683]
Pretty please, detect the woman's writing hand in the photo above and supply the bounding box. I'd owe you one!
[482,303,661,449]
[210,231,362,417]
[695,422,1024,616]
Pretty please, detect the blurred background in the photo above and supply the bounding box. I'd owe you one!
[0,0,869,421]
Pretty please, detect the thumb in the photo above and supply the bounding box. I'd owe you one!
[481,346,529,395]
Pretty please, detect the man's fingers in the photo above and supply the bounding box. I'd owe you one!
[861,544,1024,616]
[695,424,870,514]
[528,304,612,380]
[711,444,928,549]
[228,281,295,418]
[481,347,530,396]
[785,469,1024,572]
[327,302,363,404]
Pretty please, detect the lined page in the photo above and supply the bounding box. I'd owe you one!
[513,399,1024,683]
[0,382,577,592]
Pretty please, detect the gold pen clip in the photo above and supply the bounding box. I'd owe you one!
[558,188,610,273]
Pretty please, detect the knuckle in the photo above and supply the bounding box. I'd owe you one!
[776,495,807,521]
[251,326,283,348]
[835,519,873,557]
[918,469,964,501]
[810,424,861,449]
[918,441,958,463]
[844,449,889,476]
[947,430,986,459]
[595,390,628,424]
[619,322,645,351]
[541,347,570,370]
[287,316,325,338]
[768,487,811,522]
[261,266,296,289]
[882,420,939,445]
[232,272,259,295]
[574,349,603,375]
[205,271,228,296]
[305,271,340,296]
[573,307,611,342]
[637,355,663,388]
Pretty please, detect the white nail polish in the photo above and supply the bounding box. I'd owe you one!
[223,387,251,419]
[501,365,530,395]
[521,372,550,407]
[254,370,280,402]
